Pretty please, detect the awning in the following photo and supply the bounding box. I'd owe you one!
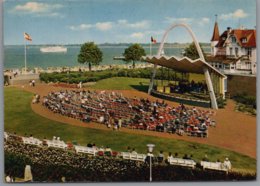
[143,55,226,78]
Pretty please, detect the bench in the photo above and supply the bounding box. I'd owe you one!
[22,137,42,146]
[121,152,146,162]
[74,145,97,156]
[200,161,228,172]
[45,140,67,149]
[167,157,196,168]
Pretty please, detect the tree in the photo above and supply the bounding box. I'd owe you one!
[123,44,146,68]
[183,42,205,60]
[78,42,103,71]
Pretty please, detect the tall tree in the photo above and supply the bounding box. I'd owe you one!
[123,44,146,68]
[183,42,205,60]
[78,42,103,71]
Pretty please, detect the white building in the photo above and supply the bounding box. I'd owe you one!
[208,21,256,75]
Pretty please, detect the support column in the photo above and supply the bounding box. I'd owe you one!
[203,68,218,109]
[148,64,157,94]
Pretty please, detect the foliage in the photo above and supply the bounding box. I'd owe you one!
[5,152,32,178]
[39,68,183,84]
[5,152,256,182]
[233,93,256,109]
[183,42,206,60]
[233,93,256,115]
[78,42,103,71]
[123,44,146,68]
[217,97,227,109]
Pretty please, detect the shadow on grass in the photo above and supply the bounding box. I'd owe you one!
[130,82,149,93]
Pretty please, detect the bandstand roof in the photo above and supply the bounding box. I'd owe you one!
[143,55,226,78]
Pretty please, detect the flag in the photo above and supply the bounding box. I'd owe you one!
[151,36,156,44]
[24,33,32,41]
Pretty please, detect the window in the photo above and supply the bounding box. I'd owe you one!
[242,38,247,43]
[231,36,236,43]
[225,64,230,69]
[247,48,252,57]
[229,48,233,55]
[235,48,239,56]
[222,37,226,41]
[224,78,227,92]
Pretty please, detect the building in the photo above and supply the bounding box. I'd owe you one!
[208,20,256,75]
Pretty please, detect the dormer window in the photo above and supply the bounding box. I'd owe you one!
[231,36,236,43]
[242,38,247,43]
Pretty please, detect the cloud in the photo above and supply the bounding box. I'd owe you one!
[118,19,150,29]
[95,22,113,31]
[219,9,248,20]
[165,17,193,24]
[145,30,165,35]
[69,22,113,31]
[130,32,144,39]
[10,2,63,17]
[69,24,93,31]
[198,17,210,26]
[70,19,150,32]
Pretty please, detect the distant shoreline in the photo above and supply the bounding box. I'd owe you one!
[4,43,211,48]
[4,63,154,74]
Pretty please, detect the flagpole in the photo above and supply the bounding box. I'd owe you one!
[150,41,152,56]
[24,32,27,74]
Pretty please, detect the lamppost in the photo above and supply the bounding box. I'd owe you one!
[147,144,155,182]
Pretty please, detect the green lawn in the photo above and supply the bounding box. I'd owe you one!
[90,77,150,91]
[4,87,256,172]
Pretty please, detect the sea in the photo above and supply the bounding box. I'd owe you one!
[4,45,210,70]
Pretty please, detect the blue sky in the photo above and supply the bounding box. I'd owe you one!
[4,0,256,45]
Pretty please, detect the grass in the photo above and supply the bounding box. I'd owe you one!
[90,77,150,91]
[4,87,256,172]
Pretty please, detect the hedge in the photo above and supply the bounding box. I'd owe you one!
[39,68,184,84]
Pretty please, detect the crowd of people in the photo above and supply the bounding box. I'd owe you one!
[42,90,215,137]
[4,133,254,182]
[170,80,208,94]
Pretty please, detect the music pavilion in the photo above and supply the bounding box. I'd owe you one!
[143,23,227,109]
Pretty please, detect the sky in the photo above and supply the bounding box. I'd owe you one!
[3,0,256,45]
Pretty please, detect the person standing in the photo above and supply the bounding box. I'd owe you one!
[32,79,35,87]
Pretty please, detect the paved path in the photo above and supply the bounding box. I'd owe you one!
[17,83,256,158]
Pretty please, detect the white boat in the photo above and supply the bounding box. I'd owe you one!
[40,46,67,53]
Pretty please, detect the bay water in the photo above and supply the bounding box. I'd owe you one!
[4,45,209,70]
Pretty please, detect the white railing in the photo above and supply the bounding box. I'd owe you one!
[167,157,196,168]
[200,161,228,172]
[22,137,43,146]
[121,152,147,162]
[74,145,97,156]
[45,139,67,149]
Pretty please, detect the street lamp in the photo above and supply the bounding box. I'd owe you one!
[147,144,155,182]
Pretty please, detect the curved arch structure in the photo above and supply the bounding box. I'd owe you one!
[148,23,219,109]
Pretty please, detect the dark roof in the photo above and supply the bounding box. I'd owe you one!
[215,31,228,47]
[211,22,220,41]
[206,56,241,64]
[215,29,256,48]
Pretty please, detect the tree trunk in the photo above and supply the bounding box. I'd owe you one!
[88,62,92,71]
[132,61,135,69]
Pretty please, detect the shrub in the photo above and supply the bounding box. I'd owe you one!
[217,97,226,109]
[233,93,256,109]
[39,68,183,84]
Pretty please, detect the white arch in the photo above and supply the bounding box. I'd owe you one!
[157,23,205,60]
[148,23,218,109]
